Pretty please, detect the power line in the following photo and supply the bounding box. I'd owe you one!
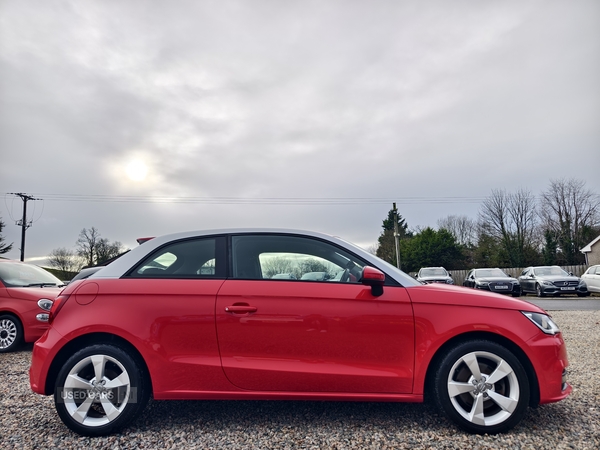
[26,193,487,205]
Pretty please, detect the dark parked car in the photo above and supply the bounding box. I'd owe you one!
[463,268,521,297]
[518,266,589,297]
[416,267,454,284]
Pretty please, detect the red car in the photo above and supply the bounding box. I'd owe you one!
[0,259,63,352]
[29,229,571,436]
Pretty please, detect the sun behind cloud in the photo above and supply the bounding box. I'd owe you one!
[126,159,148,181]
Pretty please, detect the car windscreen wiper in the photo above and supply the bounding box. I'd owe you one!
[23,283,60,287]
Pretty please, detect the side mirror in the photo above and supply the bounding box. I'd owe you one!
[360,266,385,297]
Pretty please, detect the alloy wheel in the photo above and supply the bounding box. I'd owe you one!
[446,350,520,428]
[60,354,131,427]
[0,317,19,351]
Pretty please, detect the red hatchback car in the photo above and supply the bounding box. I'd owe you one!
[29,229,571,436]
[0,259,63,352]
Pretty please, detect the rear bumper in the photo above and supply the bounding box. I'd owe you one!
[29,326,65,395]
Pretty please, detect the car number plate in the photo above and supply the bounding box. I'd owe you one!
[495,286,509,290]
[560,287,575,291]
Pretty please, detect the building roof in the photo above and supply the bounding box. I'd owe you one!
[581,235,600,253]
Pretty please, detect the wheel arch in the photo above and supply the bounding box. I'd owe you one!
[44,332,152,397]
[423,331,540,408]
[0,310,24,326]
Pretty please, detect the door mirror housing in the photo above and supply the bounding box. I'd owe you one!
[359,266,385,297]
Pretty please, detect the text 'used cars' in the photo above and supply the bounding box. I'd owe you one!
[29,229,571,436]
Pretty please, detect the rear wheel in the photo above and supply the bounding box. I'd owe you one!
[432,340,530,434]
[54,344,150,436]
[0,314,23,353]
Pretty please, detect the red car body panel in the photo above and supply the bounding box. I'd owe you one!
[405,285,570,403]
[30,277,570,406]
[216,280,414,393]
[0,285,61,342]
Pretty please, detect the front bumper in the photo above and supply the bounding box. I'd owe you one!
[540,284,588,296]
[475,283,521,296]
[526,331,572,404]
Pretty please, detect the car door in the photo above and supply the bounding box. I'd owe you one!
[519,268,533,292]
[215,233,415,394]
[584,266,600,291]
[463,270,475,288]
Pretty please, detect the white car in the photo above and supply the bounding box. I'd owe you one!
[581,265,600,293]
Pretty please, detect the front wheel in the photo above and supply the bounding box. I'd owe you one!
[54,344,150,436]
[536,284,545,298]
[432,340,530,434]
[0,314,23,353]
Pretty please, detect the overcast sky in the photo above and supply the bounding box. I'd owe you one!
[1,0,599,263]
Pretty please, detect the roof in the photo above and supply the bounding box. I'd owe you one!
[580,235,600,253]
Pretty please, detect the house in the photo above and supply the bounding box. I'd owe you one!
[581,235,600,266]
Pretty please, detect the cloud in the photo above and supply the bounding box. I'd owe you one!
[0,0,599,261]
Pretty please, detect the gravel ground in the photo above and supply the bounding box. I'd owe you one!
[1,310,598,449]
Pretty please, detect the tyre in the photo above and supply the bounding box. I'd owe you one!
[432,340,530,434]
[0,314,23,353]
[536,284,545,298]
[54,344,150,436]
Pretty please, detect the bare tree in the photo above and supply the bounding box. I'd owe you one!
[96,238,125,265]
[260,256,296,278]
[479,188,538,267]
[540,178,600,264]
[76,227,101,267]
[48,247,83,279]
[437,215,477,246]
[76,227,126,267]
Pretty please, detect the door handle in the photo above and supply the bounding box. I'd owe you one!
[225,305,257,314]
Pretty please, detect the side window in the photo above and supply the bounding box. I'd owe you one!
[520,269,529,277]
[130,237,222,278]
[231,235,366,283]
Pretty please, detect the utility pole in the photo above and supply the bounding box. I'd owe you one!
[393,202,401,270]
[9,193,41,261]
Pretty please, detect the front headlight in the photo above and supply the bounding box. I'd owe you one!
[522,312,560,335]
[478,281,489,287]
[541,280,554,286]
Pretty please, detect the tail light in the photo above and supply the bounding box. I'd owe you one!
[48,293,71,324]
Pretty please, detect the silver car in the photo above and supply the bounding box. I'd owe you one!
[581,265,600,293]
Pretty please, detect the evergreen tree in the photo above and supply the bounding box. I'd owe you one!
[0,217,13,255]
[376,209,412,265]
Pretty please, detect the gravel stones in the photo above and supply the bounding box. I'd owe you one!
[1,310,598,449]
